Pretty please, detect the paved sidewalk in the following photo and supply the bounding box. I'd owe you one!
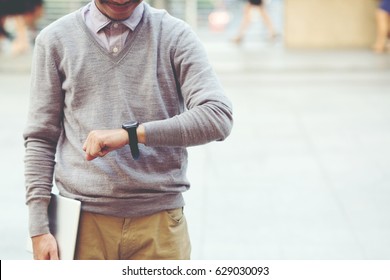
[1,31,390,260]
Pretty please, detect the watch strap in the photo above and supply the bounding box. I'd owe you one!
[122,122,140,160]
[129,126,139,160]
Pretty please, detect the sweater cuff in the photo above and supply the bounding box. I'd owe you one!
[28,201,50,237]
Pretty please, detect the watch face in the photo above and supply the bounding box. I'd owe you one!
[122,121,138,128]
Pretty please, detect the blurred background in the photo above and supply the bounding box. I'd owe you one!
[1,0,390,260]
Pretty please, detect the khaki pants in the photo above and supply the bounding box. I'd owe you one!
[74,208,191,260]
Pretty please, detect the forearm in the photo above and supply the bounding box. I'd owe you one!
[24,138,56,236]
[24,38,63,236]
[141,25,233,147]
[143,101,232,147]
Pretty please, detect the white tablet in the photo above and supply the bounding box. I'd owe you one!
[26,193,81,260]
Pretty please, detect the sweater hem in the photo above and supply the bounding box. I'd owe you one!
[77,192,185,218]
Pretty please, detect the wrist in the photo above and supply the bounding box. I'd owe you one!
[119,128,129,145]
[137,124,146,144]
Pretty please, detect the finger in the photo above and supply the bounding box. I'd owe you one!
[83,132,92,150]
[85,144,103,161]
[99,149,110,157]
[86,154,96,161]
[85,138,99,160]
[50,249,59,260]
[34,251,49,260]
[86,148,108,161]
[83,131,97,153]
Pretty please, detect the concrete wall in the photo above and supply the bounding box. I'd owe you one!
[284,0,379,48]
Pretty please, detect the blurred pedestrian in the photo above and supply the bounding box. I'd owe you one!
[232,0,277,44]
[22,0,44,39]
[373,0,390,53]
[0,1,13,42]
[0,17,7,52]
[0,16,11,41]
[0,0,43,55]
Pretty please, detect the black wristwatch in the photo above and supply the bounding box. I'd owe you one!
[122,121,140,160]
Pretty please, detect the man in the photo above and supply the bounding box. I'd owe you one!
[24,0,233,260]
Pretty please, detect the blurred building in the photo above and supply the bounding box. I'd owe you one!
[284,0,378,48]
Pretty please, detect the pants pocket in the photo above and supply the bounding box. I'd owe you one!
[166,207,184,224]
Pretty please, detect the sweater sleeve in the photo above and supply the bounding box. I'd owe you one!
[23,37,64,237]
[143,23,233,147]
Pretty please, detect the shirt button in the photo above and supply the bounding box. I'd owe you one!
[113,23,118,28]
[113,47,119,53]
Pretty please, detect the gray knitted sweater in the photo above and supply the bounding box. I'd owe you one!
[24,2,233,236]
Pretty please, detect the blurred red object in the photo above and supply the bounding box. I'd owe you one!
[208,9,230,32]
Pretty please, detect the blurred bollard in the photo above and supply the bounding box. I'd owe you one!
[185,0,197,29]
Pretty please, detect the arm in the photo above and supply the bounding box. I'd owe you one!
[83,24,232,158]
[24,39,63,259]
[143,25,233,147]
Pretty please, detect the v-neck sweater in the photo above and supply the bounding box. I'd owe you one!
[24,3,233,236]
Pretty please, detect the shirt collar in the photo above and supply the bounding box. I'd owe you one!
[90,0,144,33]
